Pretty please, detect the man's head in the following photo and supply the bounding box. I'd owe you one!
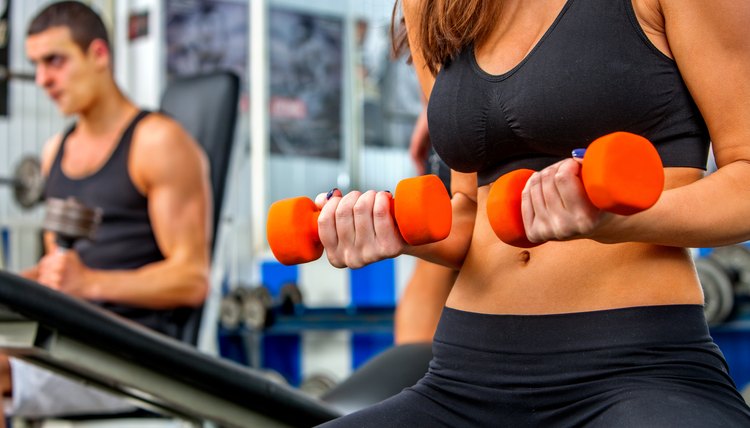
[25,1,113,115]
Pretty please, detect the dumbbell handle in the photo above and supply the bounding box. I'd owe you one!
[487,132,664,248]
[0,177,19,186]
[267,196,409,265]
[267,175,452,265]
[44,197,102,253]
[55,234,78,251]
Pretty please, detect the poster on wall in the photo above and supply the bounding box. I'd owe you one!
[165,0,248,96]
[269,8,343,160]
[128,10,149,41]
[0,0,10,117]
[356,17,421,149]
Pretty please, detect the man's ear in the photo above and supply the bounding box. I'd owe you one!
[87,39,111,69]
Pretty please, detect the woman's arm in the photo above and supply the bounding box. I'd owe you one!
[313,1,477,270]
[406,171,476,269]
[522,1,750,248]
[601,0,750,247]
[401,0,477,267]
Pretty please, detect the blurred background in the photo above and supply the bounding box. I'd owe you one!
[0,0,747,402]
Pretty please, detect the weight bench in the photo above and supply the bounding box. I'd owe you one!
[0,270,434,427]
[0,270,341,427]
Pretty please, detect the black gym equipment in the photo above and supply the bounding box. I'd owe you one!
[320,342,433,415]
[0,270,340,427]
[0,155,45,208]
[160,70,241,346]
[160,71,238,256]
[0,270,434,427]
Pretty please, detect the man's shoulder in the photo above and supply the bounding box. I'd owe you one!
[129,111,205,181]
[40,132,65,176]
[136,112,188,139]
[132,112,198,153]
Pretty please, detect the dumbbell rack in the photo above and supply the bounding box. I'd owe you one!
[217,256,401,389]
[218,303,395,389]
[261,306,394,334]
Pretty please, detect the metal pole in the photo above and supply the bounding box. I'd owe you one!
[250,0,269,255]
[344,2,361,191]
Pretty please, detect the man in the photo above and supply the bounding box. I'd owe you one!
[0,1,211,419]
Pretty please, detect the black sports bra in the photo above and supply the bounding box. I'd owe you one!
[428,0,709,186]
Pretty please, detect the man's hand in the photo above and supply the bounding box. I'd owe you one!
[37,250,92,298]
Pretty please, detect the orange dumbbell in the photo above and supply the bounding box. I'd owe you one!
[267,175,452,265]
[486,132,664,248]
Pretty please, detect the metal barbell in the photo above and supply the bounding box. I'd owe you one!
[0,156,45,208]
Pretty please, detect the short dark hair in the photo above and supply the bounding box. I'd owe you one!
[27,1,110,52]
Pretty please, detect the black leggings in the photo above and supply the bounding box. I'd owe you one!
[319,305,750,427]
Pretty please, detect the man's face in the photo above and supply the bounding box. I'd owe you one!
[26,26,100,116]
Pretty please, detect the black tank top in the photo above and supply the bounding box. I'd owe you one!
[45,111,196,339]
[428,0,710,186]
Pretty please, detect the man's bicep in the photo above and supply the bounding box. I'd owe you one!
[145,137,212,260]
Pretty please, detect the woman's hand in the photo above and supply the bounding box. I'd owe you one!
[520,158,612,244]
[314,189,407,269]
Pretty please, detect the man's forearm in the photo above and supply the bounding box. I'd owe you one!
[19,266,39,281]
[85,257,209,309]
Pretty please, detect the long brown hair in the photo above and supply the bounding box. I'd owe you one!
[392,0,501,76]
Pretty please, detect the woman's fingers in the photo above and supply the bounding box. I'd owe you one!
[318,189,405,268]
[372,191,405,259]
[522,159,601,242]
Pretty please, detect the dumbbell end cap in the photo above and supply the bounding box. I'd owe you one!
[394,175,452,245]
[267,197,323,265]
[583,132,664,215]
[487,169,539,248]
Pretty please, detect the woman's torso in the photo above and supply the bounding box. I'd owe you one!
[428,0,708,314]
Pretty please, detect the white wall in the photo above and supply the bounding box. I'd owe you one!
[122,0,164,109]
[1,0,65,270]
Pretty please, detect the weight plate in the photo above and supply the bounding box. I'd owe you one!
[710,245,750,295]
[260,369,289,386]
[44,197,102,241]
[279,282,303,314]
[249,285,273,308]
[241,294,268,330]
[219,295,242,330]
[696,257,735,326]
[13,156,44,209]
[299,372,337,398]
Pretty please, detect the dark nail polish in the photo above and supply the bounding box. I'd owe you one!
[326,188,338,200]
[571,148,586,159]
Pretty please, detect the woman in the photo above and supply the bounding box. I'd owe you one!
[318,0,750,426]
